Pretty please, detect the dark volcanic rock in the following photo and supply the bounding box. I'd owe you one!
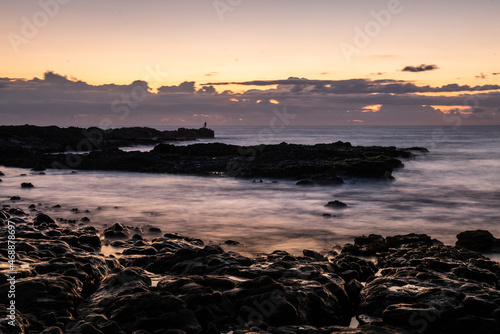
[79,235,101,248]
[360,245,500,333]
[325,200,348,209]
[148,227,162,233]
[343,234,388,256]
[21,182,34,188]
[386,233,432,248]
[7,203,497,334]
[456,230,496,252]
[0,125,214,153]
[296,179,314,186]
[0,127,421,181]
[103,223,129,239]
[34,213,56,225]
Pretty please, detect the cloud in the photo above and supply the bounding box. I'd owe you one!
[401,64,439,72]
[204,77,500,95]
[198,85,217,94]
[2,71,500,126]
[157,81,196,94]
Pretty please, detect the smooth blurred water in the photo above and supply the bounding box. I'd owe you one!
[1,125,500,255]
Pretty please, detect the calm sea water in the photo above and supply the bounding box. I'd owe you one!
[1,125,500,255]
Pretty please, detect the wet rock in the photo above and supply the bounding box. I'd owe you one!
[386,233,432,248]
[344,279,363,305]
[296,179,314,186]
[79,268,201,334]
[302,249,327,261]
[360,245,500,333]
[0,128,418,181]
[332,254,377,282]
[10,196,21,201]
[77,322,105,334]
[79,235,102,248]
[40,327,64,334]
[343,234,388,256]
[224,240,241,246]
[8,207,26,215]
[325,200,348,209]
[456,230,496,252]
[21,182,34,188]
[148,227,162,233]
[0,276,83,320]
[34,212,56,226]
[382,303,440,329]
[104,223,128,239]
[0,211,10,221]
[123,246,157,255]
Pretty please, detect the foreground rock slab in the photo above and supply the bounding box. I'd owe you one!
[2,205,499,333]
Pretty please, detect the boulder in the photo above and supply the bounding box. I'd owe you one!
[456,230,496,252]
[34,213,56,226]
[325,200,348,209]
[296,179,315,186]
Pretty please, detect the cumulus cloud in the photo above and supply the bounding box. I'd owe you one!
[198,85,217,94]
[157,81,196,94]
[401,64,439,72]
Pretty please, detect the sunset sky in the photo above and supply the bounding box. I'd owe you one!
[1,0,499,126]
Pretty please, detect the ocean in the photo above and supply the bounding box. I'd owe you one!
[1,125,499,255]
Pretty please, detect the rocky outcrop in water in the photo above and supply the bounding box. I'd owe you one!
[0,138,422,181]
[0,125,214,153]
[1,204,500,333]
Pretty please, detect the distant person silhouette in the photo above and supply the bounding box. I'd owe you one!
[203,122,207,128]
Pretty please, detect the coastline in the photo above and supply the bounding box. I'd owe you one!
[2,201,500,333]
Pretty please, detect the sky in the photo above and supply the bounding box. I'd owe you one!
[0,0,499,127]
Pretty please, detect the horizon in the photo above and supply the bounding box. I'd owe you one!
[1,0,499,126]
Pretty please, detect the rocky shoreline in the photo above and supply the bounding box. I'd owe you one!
[2,202,500,334]
[0,126,427,181]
